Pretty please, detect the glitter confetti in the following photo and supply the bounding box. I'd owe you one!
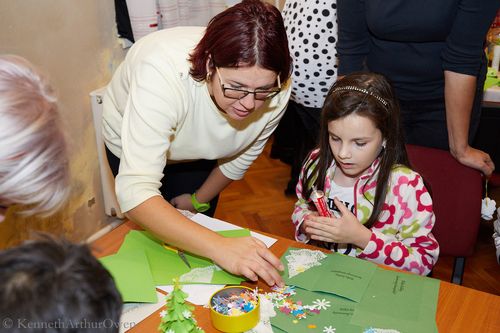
[210,288,259,316]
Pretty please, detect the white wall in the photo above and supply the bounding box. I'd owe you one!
[0,0,284,247]
[0,0,126,247]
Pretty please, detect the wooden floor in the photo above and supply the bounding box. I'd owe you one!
[214,140,500,296]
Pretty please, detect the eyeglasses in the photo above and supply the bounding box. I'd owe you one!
[215,67,281,101]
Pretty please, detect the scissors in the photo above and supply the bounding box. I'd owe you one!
[163,243,192,269]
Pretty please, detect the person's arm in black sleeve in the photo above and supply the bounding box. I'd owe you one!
[442,0,498,176]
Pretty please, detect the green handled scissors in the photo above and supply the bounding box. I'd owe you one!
[163,243,192,269]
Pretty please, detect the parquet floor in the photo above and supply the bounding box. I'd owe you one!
[214,140,500,296]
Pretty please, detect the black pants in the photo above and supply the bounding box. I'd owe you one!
[289,101,321,192]
[400,96,482,150]
[105,146,219,217]
[400,63,486,150]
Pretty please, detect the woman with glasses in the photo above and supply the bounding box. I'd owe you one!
[102,0,291,286]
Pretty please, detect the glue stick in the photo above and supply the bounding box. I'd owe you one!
[310,188,332,217]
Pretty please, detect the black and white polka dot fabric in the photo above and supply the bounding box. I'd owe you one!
[282,0,338,108]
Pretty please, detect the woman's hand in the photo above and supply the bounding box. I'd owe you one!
[170,193,195,212]
[210,236,285,287]
[303,198,371,249]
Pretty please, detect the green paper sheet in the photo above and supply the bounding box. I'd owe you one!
[485,75,500,90]
[118,230,243,285]
[484,67,500,90]
[270,287,362,333]
[99,249,157,303]
[282,247,377,302]
[217,228,251,238]
[350,267,440,333]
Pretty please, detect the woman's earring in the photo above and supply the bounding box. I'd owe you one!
[206,72,212,82]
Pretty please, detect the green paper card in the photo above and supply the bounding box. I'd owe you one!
[351,267,440,333]
[118,231,243,285]
[217,228,251,238]
[270,287,362,333]
[282,247,377,302]
[99,249,157,303]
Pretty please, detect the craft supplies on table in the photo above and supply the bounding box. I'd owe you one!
[209,286,260,332]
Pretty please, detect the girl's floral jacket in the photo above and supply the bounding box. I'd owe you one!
[292,149,439,275]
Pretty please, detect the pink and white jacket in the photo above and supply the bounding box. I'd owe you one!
[292,149,439,275]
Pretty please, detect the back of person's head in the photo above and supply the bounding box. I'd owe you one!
[189,0,291,84]
[307,72,409,228]
[0,235,122,333]
[0,55,69,218]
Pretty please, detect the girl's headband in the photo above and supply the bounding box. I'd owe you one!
[332,85,388,108]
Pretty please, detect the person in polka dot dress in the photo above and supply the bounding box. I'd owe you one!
[272,0,338,195]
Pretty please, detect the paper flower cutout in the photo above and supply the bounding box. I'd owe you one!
[159,310,167,318]
[323,325,336,333]
[312,298,331,310]
[481,197,497,220]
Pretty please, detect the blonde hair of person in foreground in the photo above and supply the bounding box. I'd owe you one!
[0,55,69,222]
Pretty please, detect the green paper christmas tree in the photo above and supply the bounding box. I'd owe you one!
[158,278,205,333]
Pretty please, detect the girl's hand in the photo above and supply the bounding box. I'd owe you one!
[170,193,195,212]
[299,212,319,236]
[304,198,372,249]
[211,236,284,287]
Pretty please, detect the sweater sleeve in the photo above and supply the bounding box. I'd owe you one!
[357,170,440,275]
[337,0,370,75]
[441,0,498,75]
[112,57,186,213]
[218,82,292,180]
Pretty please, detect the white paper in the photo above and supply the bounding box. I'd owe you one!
[157,284,225,306]
[190,213,278,248]
[119,291,166,332]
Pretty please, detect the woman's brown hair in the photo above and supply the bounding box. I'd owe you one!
[189,0,291,84]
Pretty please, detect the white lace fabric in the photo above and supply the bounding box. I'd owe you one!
[285,249,327,278]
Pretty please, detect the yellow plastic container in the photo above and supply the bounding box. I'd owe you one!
[209,286,260,332]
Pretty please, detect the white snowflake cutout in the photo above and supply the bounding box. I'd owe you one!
[312,298,331,310]
[323,325,336,333]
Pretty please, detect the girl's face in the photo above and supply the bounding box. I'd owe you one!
[328,113,384,186]
[207,64,280,121]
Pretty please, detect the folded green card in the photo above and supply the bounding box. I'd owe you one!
[99,249,157,303]
[351,267,440,333]
[282,247,377,302]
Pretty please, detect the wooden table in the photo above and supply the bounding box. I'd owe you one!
[92,221,500,333]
